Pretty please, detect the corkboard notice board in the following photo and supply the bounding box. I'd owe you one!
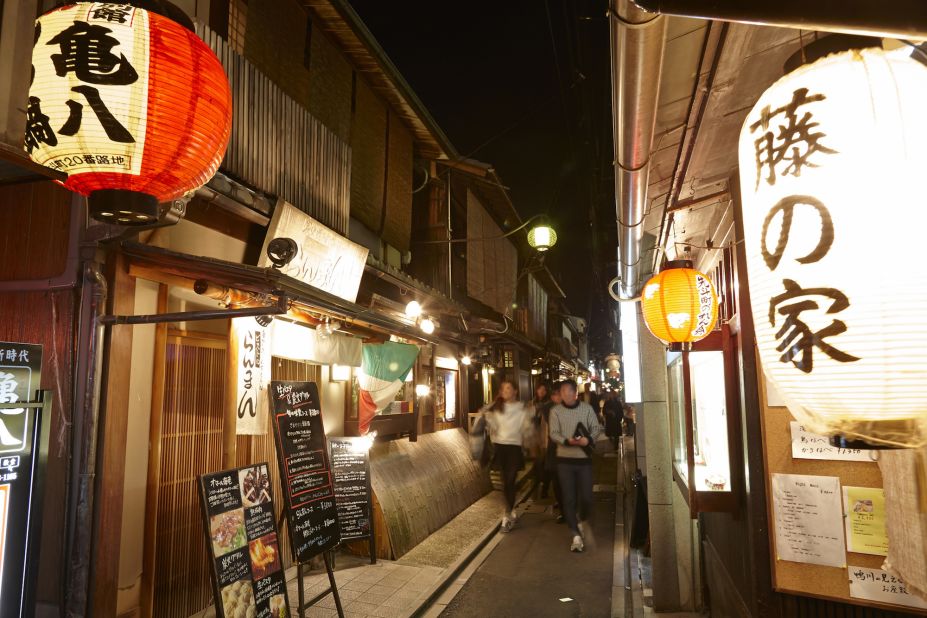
[759,356,927,614]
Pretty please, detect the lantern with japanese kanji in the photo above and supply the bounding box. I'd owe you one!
[738,45,927,448]
[640,260,718,347]
[26,2,232,224]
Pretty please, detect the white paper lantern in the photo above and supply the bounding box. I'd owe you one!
[738,46,927,448]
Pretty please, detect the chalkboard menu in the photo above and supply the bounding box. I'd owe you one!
[329,438,372,542]
[0,342,49,618]
[198,463,290,618]
[270,381,340,562]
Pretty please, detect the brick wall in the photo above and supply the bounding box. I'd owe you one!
[243,0,311,108]
[307,23,352,143]
[383,115,413,252]
[350,75,387,235]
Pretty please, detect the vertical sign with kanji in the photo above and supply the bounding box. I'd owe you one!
[0,342,48,617]
[27,3,150,175]
[233,317,270,435]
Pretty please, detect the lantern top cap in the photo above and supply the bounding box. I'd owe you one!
[662,259,694,271]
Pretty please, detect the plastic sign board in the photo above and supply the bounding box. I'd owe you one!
[270,381,340,561]
[198,463,290,618]
[0,342,49,617]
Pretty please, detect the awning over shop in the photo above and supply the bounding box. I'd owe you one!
[0,142,67,186]
[120,240,439,344]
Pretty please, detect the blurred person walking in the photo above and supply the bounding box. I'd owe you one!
[550,379,604,552]
[482,380,534,532]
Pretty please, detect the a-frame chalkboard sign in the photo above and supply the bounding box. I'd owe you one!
[270,380,344,617]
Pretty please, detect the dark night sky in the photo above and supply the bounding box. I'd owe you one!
[347,0,616,334]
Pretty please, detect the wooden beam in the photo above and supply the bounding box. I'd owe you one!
[224,317,239,469]
[140,284,168,618]
[92,251,136,616]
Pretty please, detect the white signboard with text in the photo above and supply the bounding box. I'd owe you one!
[259,202,368,303]
[849,566,927,610]
[233,317,270,435]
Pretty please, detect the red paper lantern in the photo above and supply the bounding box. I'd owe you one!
[640,260,718,346]
[26,2,232,224]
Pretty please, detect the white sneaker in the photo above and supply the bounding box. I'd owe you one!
[570,535,584,552]
[509,510,518,521]
[501,516,513,533]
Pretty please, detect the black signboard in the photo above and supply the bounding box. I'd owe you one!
[0,342,49,618]
[328,438,371,542]
[270,381,340,562]
[198,463,291,618]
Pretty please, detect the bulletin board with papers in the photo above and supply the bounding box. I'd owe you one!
[760,373,927,612]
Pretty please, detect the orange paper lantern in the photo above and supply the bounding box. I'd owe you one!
[640,260,718,345]
[26,2,232,224]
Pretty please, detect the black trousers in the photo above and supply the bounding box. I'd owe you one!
[494,444,523,512]
[558,461,594,536]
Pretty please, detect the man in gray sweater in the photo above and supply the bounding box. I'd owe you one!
[549,379,604,552]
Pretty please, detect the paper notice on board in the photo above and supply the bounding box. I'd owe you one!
[790,422,874,462]
[772,473,846,568]
[849,566,927,610]
[843,486,888,556]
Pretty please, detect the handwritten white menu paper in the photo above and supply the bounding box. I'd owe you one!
[789,422,874,462]
[849,566,927,610]
[772,473,846,568]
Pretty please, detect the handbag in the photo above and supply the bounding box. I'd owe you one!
[469,414,487,461]
[574,422,596,458]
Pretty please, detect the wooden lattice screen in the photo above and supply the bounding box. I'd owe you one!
[152,332,321,617]
[153,335,227,618]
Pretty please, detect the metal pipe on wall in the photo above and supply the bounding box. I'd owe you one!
[611,0,667,299]
[64,262,107,617]
[630,0,927,39]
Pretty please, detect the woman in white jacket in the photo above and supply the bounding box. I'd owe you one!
[482,380,534,532]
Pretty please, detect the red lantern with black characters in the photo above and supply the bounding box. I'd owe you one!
[26,2,232,224]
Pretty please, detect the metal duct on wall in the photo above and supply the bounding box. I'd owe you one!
[630,0,927,39]
[611,0,667,299]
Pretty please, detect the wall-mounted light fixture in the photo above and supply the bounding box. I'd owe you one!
[331,364,351,382]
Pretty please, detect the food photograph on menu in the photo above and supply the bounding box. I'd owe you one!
[249,532,281,580]
[220,578,256,618]
[210,509,247,557]
[239,465,273,507]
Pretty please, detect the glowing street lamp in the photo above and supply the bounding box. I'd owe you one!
[527,218,557,251]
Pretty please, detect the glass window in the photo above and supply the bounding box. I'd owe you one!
[668,353,687,484]
[688,351,731,492]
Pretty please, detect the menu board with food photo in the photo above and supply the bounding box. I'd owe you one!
[270,381,341,562]
[199,464,290,618]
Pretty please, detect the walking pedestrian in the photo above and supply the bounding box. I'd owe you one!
[550,379,604,552]
[603,392,623,451]
[528,381,553,499]
[546,381,566,522]
[482,380,534,532]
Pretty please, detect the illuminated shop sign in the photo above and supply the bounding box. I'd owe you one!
[0,342,48,617]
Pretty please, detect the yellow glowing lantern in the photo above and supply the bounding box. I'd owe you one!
[640,261,718,346]
[738,46,927,447]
